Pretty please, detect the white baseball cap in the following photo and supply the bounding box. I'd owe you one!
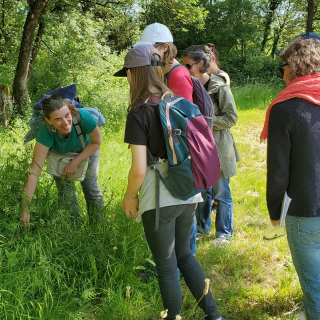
[133,23,173,47]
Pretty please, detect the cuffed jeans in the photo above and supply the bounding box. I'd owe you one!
[142,204,221,320]
[195,187,213,234]
[54,149,105,224]
[212,171,233,238]
[286,215,320,320]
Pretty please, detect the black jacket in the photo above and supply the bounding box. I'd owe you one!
[267,98,320,220]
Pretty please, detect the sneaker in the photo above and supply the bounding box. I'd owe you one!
[211,237,229,246]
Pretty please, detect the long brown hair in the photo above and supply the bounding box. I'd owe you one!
[128,53,173,110]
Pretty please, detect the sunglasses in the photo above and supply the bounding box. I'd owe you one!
[185,62,197,70]
[278,63,288,77]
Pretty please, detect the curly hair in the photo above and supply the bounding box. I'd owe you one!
[280,36,320,80]
[182,45,212,73]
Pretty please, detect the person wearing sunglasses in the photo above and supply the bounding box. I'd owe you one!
[261,32,320,320]
[278,63,290,85]
[182,45,240,245]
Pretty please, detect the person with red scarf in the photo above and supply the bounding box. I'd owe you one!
[261,32,320,320]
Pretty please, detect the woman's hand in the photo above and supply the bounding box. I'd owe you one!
[63,159,80,178]
[21,142,48,228]
[20,210,30,228]
[270,219,280,226]
[122,196,139,219]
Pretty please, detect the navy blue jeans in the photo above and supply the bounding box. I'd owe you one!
[286,215,320,320]
[142,204,221,320]
[212,172,233,238]
[54,149,105,224]
[195,187,213,234]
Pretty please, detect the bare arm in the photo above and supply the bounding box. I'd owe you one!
[122,145,147,219]
[63,126,102,178]
[20,142,49,227]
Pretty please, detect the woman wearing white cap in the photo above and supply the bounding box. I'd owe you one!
[133,23,194,104]
[114,44,227,320]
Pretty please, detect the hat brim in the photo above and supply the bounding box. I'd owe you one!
[113,67,127,77]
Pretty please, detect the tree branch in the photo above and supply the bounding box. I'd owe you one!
[41,39,55,54]
[80,0,121,6]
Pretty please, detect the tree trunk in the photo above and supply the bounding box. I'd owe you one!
[307,0,314,32]
[0,84,13,127]
[0,0,4,40]
[12,0,50,117]
[28,19,46,82]
[260,0,282,52]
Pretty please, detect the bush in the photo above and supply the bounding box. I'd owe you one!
[221,54,283,86]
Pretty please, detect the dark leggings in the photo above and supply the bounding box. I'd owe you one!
[142,204,221,320]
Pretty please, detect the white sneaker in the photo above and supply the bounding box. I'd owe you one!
[211,237,229,246]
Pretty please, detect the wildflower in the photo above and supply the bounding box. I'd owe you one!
[126,285,131,298]
[203,278,210,295]
[113,246,117,251]
[160,309,168,318]
[175,315,182,320]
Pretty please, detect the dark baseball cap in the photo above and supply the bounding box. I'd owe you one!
[113,44,165,77]
[275,32,320,56]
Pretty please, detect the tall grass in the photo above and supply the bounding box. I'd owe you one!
[0,82,303,320]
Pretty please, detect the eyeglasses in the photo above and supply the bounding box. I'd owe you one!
[278,63,288,77]
[185,62,197,70]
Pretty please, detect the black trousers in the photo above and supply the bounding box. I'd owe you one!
[142,203,221,320]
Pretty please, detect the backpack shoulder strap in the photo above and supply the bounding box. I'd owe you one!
[164,64,183,85]
[72,113,85,149]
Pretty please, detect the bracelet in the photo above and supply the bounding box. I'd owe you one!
[125,194,138,200]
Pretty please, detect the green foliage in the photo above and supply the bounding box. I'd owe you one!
[225,54,284,85]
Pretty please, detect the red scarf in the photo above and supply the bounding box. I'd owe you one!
[260,74,320,141]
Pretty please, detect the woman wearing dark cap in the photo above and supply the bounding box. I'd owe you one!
[114,44,227,320]
[261,32,320,319]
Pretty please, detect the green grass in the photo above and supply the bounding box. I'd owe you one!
[0,83,304,320]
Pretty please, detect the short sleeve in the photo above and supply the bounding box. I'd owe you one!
[124,110,148,146]
[36,125,54,148]
[79,109,97,134]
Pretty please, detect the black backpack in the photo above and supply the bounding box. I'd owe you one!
[164,64,214,130]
